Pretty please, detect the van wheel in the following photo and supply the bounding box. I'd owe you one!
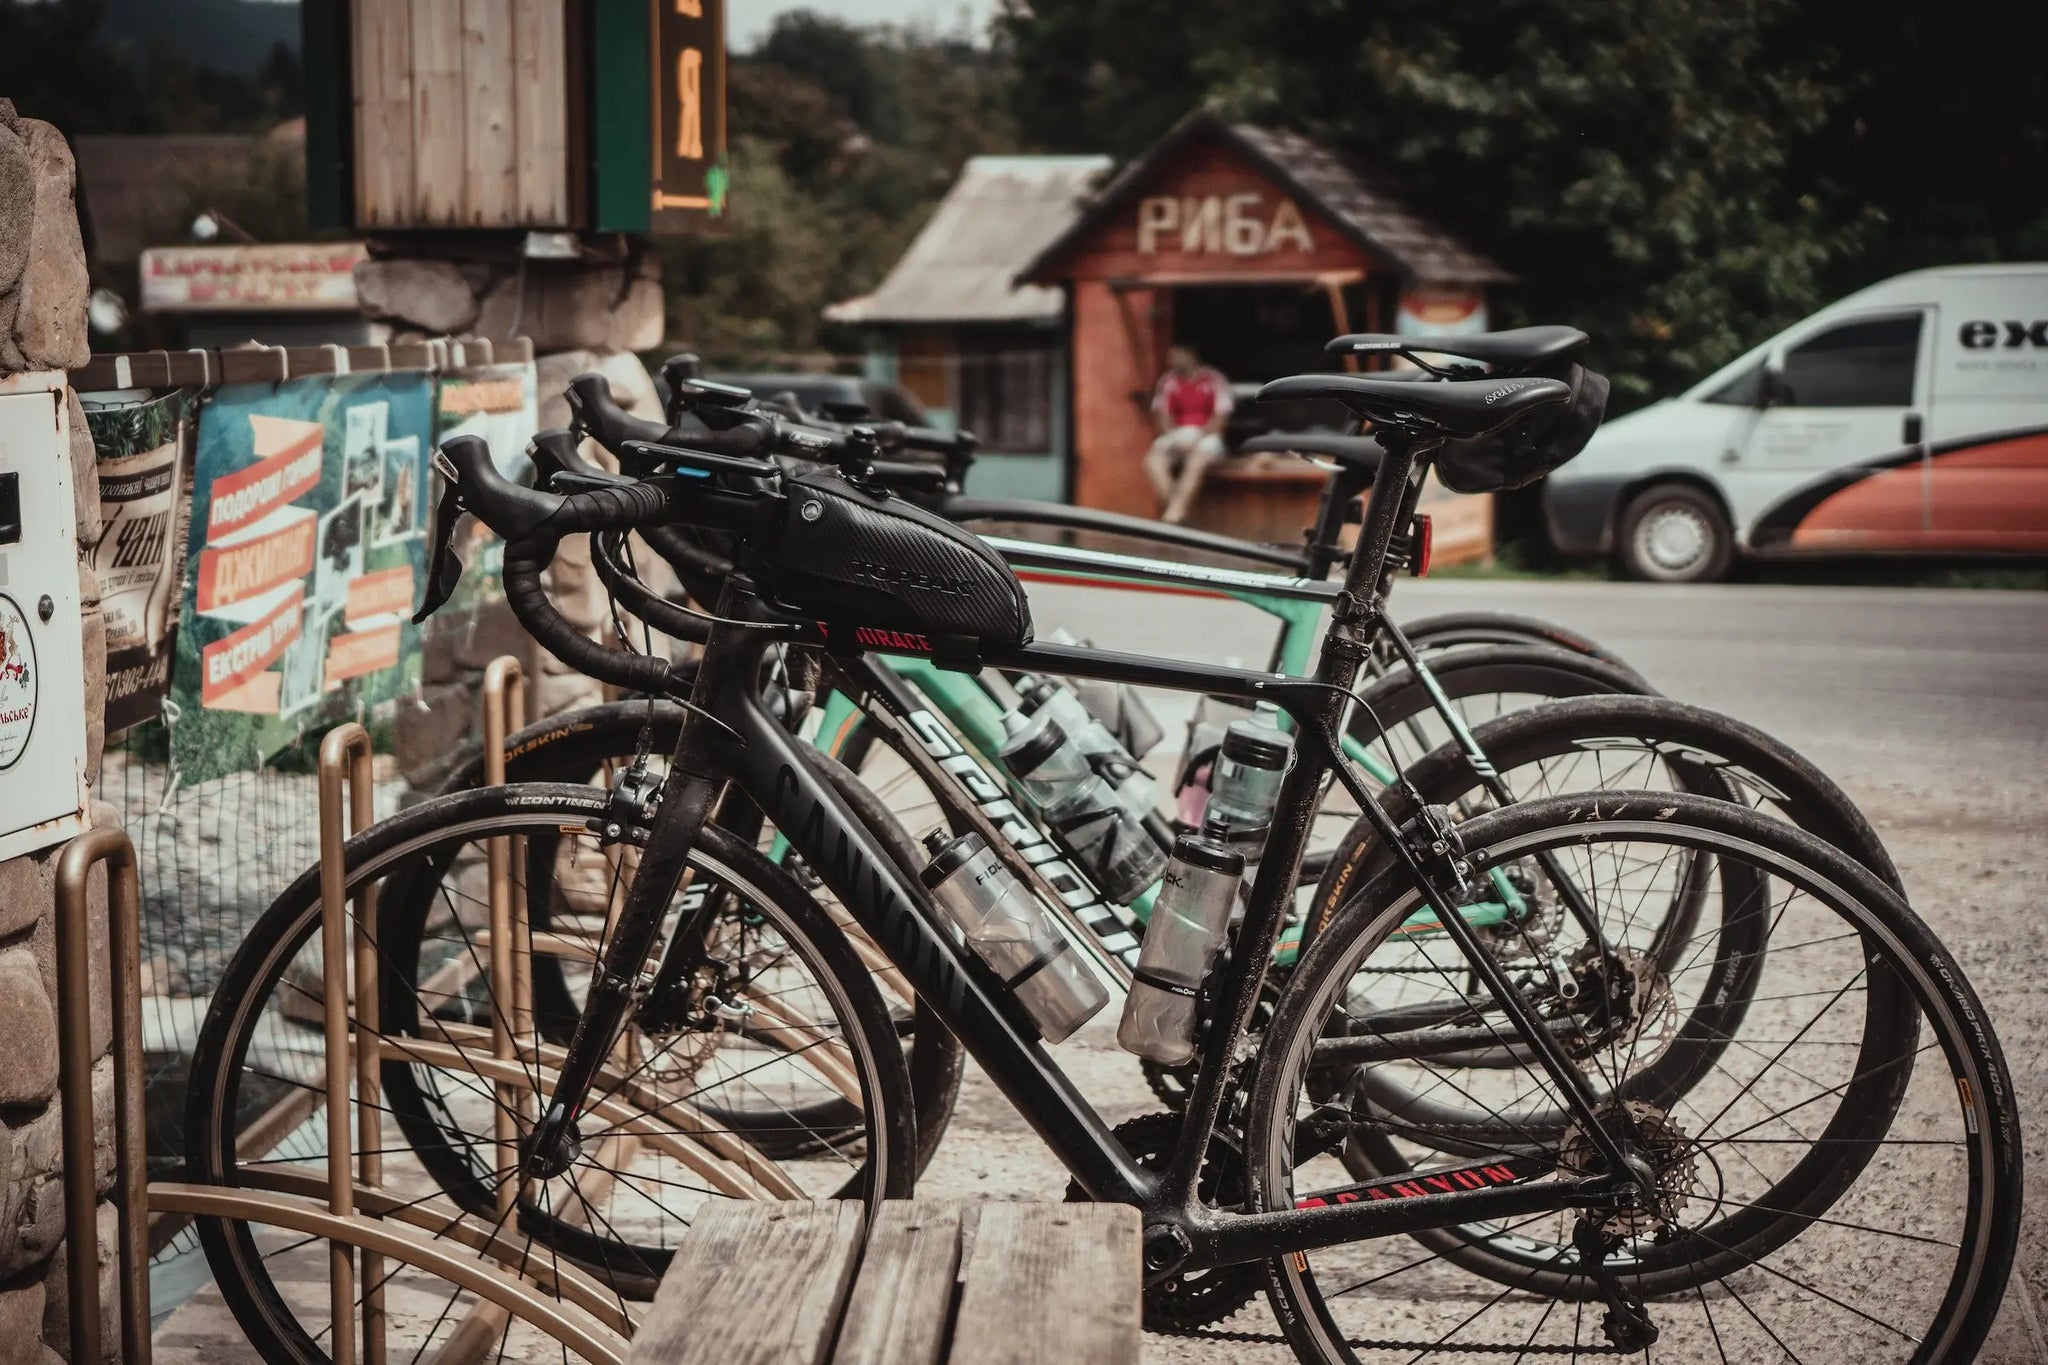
[1618,483,1733,582]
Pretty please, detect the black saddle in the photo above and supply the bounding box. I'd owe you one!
[1324,326,1589,370]
[1235,431,1383,472]
[1254,374,1572,440]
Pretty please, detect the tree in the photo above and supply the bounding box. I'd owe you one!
[1002,0,1855,407]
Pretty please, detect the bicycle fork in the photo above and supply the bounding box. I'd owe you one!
[520,622,747,1181]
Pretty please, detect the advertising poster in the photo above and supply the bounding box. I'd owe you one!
[169,373,434,780]
[82,389,195,735]
[432,361,538,617]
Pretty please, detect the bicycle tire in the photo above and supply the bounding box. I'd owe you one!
[1247,790,2020,1364]
[1394,610,1637,672]
[186,783,918,1357]
[433,699,966,1174]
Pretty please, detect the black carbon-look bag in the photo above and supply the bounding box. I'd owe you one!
[1433,362,1611,494]
[759,468,1033,647]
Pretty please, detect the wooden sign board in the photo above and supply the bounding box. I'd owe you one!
[306,0,727,235]
[650,0,729,230]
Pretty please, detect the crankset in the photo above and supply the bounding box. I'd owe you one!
[1065,1112,1262,1332]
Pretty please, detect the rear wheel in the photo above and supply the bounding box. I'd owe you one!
[1617,482,1734,583]
[1249,792,2019,1364]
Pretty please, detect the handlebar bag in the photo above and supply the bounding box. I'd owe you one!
[759,468,1033,647]
[1432,362,1610,494]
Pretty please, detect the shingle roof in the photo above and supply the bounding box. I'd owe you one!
[1016,110,1512,286]
[825,155,1112,326]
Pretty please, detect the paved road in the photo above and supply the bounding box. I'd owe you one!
[913,578,2048,1362]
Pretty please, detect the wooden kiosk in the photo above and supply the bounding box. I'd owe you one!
[1015,111,1511,537]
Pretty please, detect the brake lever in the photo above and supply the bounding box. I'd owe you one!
[413,475,469,623]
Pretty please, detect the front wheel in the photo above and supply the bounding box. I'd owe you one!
[1617,482,1734,582]
[1247,791,2019,1364]
[186,783,918,1359]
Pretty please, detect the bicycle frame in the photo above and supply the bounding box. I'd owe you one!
[528,435,1643,1277]
[799,531,1531,973]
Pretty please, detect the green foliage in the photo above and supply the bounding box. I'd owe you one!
[0,0,302,134]
[658,16,1017,366]
[999,0,2045,408]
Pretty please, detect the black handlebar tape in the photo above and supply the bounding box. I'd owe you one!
[502,535,681,693]
[566,373,670,449]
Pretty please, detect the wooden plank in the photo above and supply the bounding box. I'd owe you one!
[352,0,415,226]
[626,1202,867,1365]
[409,0,466,225]
[830,1201,963,1365]
[512,0,570,224]
[460,0,517,225]
[948,1204,1140,1365]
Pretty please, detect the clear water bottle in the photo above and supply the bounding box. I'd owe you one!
[1205,709,1293,841]
[999,713,1168,904]
[1046,630,1166,759]
[1117,834,1245,1064]
[1014,676,1158,817]
[919,830,1109,1042]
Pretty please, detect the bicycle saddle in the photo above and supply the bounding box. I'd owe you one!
[1254,374,1572,439]
[1234,431,1384,471]
[1324,326,1588,368]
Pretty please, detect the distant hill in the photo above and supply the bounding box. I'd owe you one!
[97,0,300,76]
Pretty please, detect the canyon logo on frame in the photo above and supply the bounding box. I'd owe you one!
[169,373,434,781]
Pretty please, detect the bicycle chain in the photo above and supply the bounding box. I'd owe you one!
[1151,1323,1625,1353]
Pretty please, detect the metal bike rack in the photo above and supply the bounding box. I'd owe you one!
[56,712,630,1365]
[318,721,380,1365]
[55,826,150,1365]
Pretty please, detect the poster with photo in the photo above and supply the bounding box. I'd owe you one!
[374,435,424,545]
[431,361,538,618]
[82,388,196,734]
[169,372,434,781]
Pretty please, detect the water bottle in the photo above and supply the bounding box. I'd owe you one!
[1046,630,1166,759]
[1205,709,1293,842]
[1117,835,1245,1064]
[1014,676,1158,818]
[999,713,1168,904]
[919,830,1109,1042]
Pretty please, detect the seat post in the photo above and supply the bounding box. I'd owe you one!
[1331,428,1433,644]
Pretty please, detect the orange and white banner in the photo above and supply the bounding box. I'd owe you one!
[200,583,306,705]
[206,416,323,539]
[344,565,417,623]
[194,511,317,614]
[325,622,402,683]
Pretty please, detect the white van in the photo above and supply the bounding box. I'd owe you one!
[1544,264,2048,581]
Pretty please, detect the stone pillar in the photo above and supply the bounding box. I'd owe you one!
[0,100,116,1364]
[354,242,684,790]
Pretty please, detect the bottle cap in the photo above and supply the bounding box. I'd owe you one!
[1171,832,1245,877]
[1220,718,1291,768]
[919,829,985,887]
[1000,715,1068,774]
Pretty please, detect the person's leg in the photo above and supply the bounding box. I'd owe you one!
[1144,428,1190,505]
[1162,432,1226,523]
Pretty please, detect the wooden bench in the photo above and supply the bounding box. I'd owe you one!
[625,1199,1140,1365]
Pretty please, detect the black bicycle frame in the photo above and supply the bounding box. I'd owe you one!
[526,431,1646,1278]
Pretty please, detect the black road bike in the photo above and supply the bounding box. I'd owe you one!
[188,361,2019,1363]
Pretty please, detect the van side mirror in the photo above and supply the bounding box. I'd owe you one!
[1758,358,1792,409]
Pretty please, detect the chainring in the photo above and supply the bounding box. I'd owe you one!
[1065,1112,1263,1332]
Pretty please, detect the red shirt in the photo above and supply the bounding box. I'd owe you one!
[1152,367,1234,429]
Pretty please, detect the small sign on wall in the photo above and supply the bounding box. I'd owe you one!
[1135,194,1316,258]
[1397,285,1488,337]
[651,0,729,231]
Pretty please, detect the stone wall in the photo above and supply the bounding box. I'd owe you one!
[357,244,689,789]
[0,100,117,1364]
